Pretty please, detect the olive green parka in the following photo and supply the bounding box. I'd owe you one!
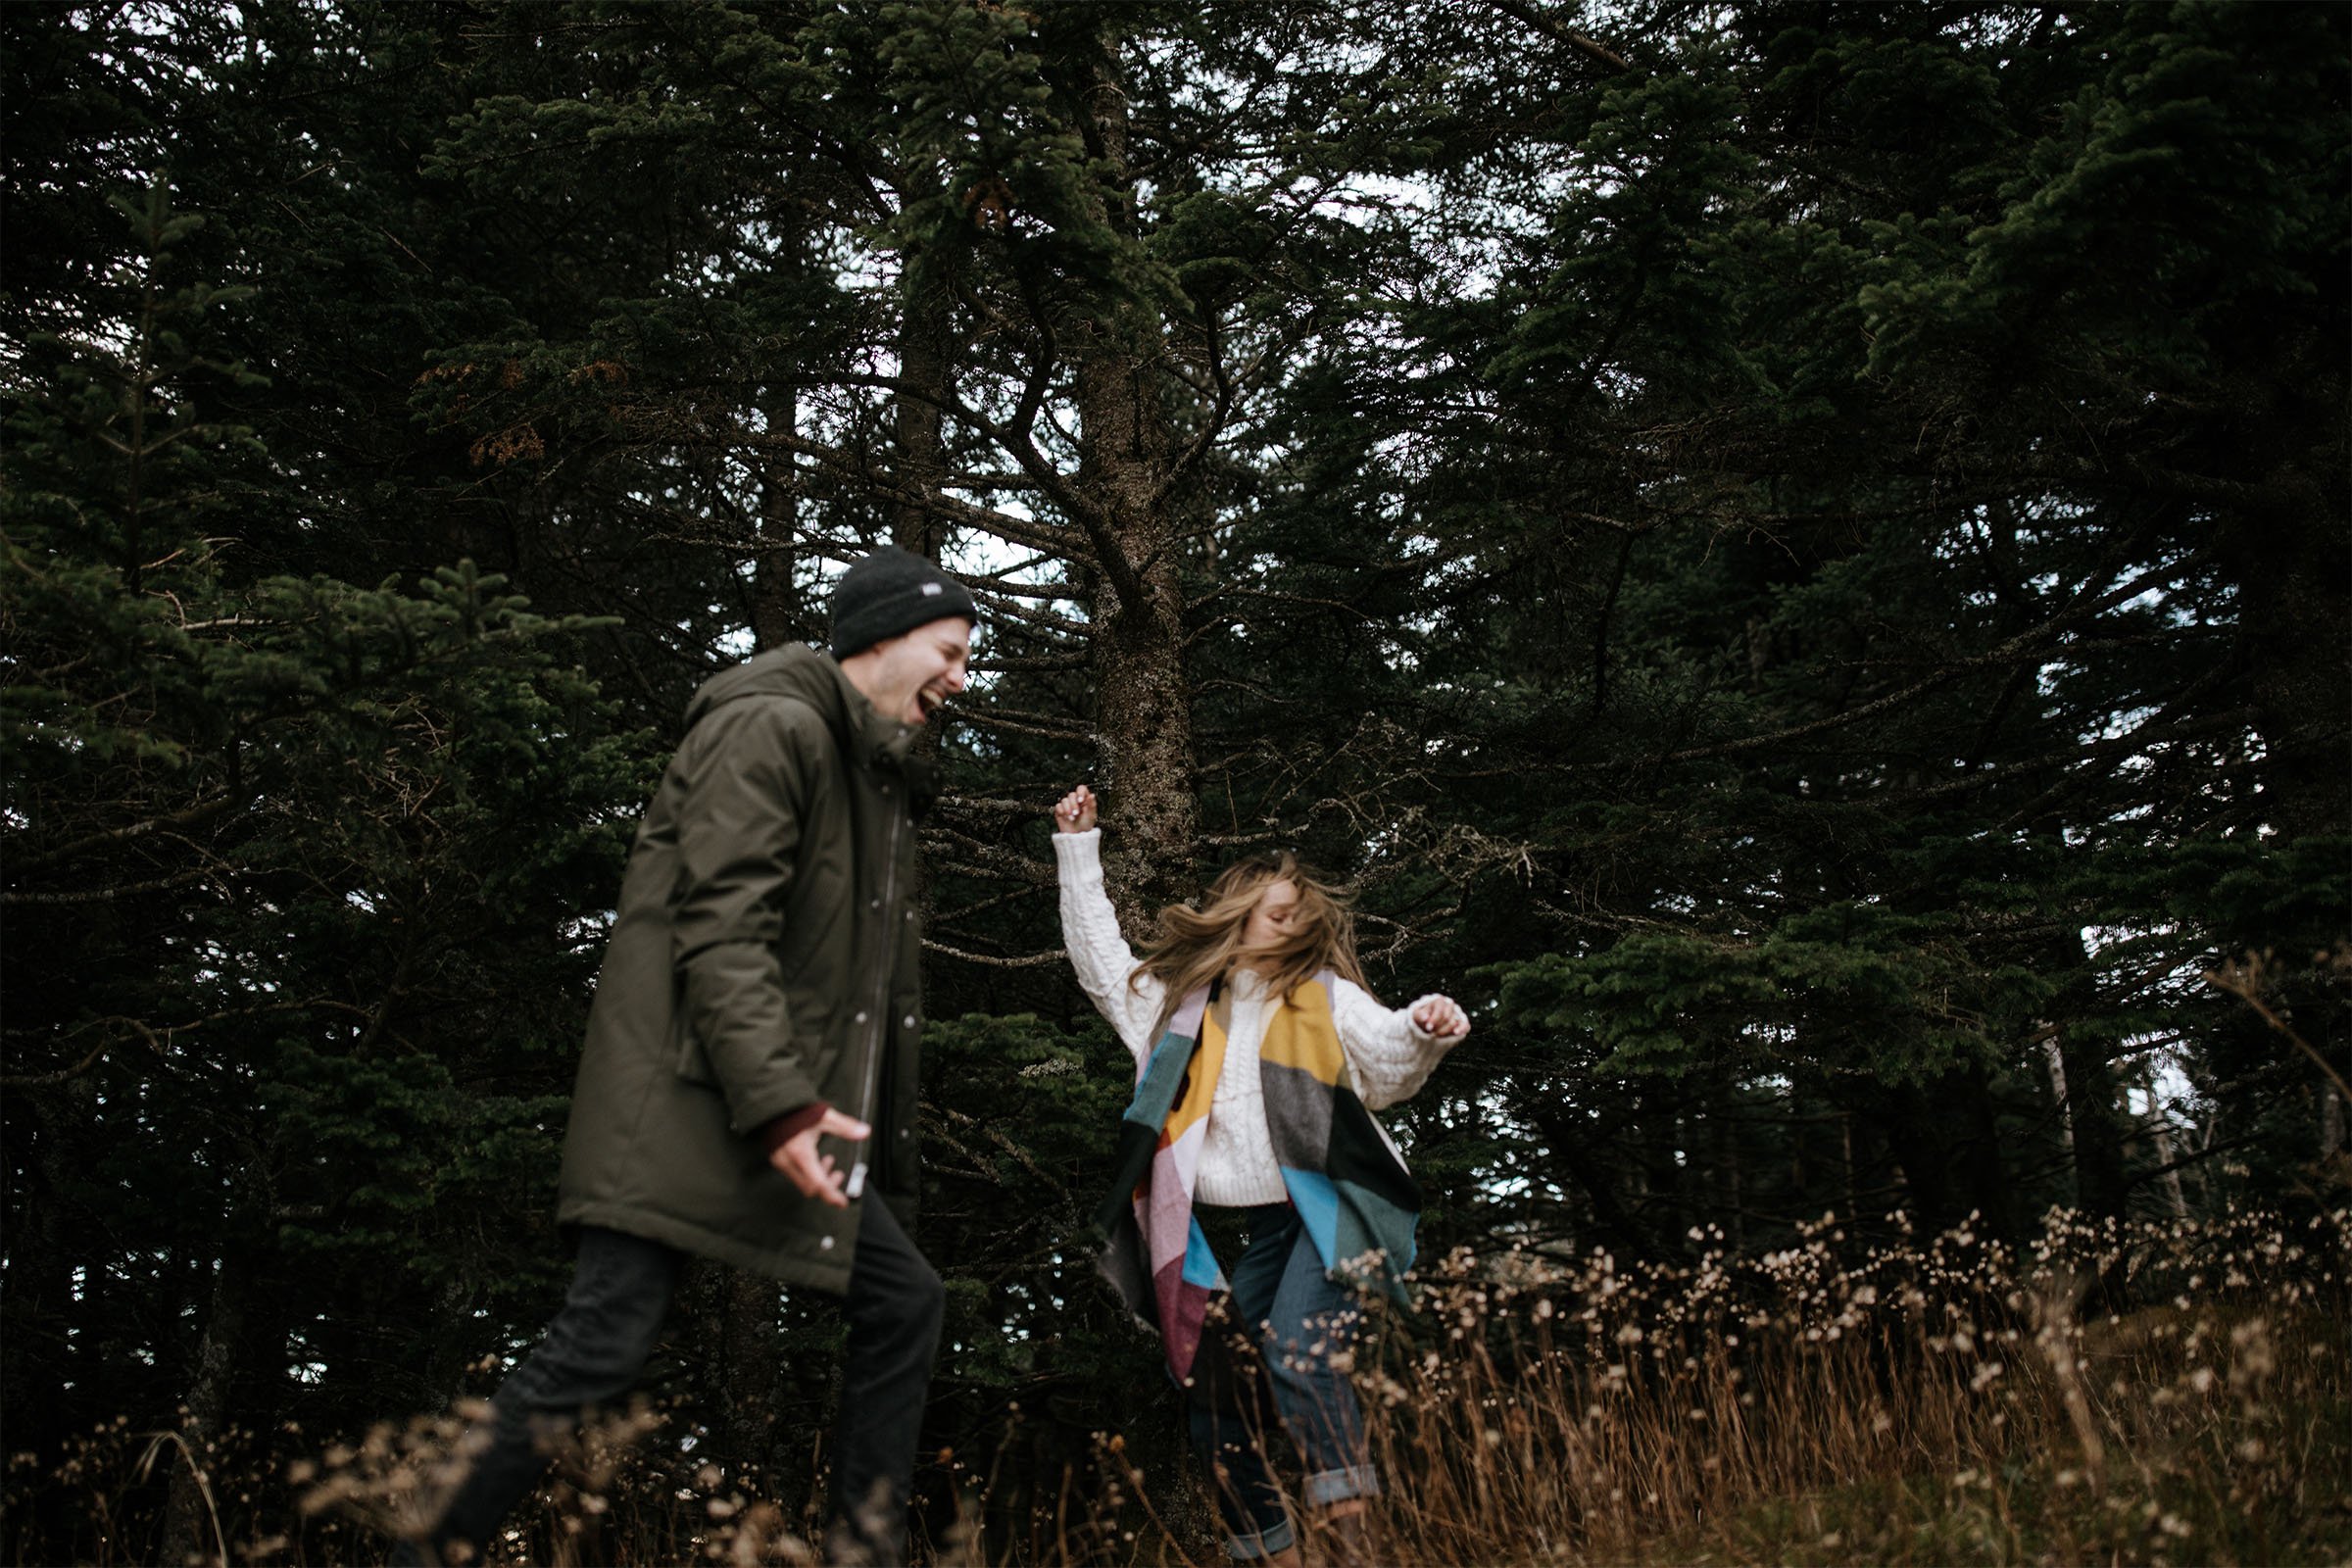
[557,645,930,1295]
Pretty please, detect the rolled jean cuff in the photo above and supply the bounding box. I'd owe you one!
[1301,1463,1381,1507]
[1225,1516,1297,1560]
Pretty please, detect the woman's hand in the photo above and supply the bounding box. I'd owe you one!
[1412,995,1471,1042]
[1054,784,1098,834]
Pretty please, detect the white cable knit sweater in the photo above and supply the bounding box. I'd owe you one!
[1054,829,1455,1207]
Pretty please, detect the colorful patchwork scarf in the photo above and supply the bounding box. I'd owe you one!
[1093,973,1424,1381]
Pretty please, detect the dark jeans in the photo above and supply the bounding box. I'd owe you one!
[415,1202,943,1566]
[1189,1203,1379,1560]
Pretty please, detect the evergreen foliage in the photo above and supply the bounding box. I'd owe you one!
[3,2,2343,1559]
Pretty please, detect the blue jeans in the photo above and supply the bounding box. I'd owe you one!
[1187,1203,1380,1560]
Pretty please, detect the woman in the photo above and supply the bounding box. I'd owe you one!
[1052,784,1470,1566]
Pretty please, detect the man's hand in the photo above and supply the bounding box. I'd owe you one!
[1054,784,1098,835]
[769,1108,871,1207]
[1412,995,1472,1042]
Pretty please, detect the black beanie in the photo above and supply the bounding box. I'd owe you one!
[828,546,979,659]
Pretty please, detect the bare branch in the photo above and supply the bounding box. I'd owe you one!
[2206,954,2352,1105]
[1477,0,1632,74]
[1643,550,2215,768]
[11,793,236,869]
[922,939,1068,969]
[3,868,220,905]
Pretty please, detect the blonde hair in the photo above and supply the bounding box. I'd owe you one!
[1131,852,1371,1021]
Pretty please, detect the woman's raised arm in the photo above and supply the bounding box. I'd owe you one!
[1051,786,1159,1065]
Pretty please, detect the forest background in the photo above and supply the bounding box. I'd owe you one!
[4,1,2347,1563]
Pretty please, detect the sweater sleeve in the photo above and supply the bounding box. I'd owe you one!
[1330,980,1456,1111]
[1053,829,1161,1068]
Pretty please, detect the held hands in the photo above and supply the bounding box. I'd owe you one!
[769,1108,871,1208]
[1053,784,1098,835]
[1412,995,1472,1043]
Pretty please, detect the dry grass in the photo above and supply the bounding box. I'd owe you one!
[10,1206,2346,1566]
[1346,1204,2352,1568]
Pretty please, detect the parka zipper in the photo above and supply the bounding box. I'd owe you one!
[843,780,905,1201]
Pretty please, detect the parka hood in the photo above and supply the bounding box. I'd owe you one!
[683,643,845,733]
[683,645,937,812]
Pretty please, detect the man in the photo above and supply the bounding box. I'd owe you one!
[403,547,977,1567]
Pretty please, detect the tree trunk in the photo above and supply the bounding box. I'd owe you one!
[2042,1031,2074,1155]
[162,1250,249,1567]
[2053,1021,2132,1223]
[1071,31,1196,918]
[716,1268,781,1485]
[1526,1098,1657,1263]
[2140,1069,2190,1220]
[1708,1092,1744,1250]
[753,388,801,652]
[418,1272,483,1412]
[1836,1107,1858,1221]
[2221,388,2349,1178]
[1948,1064,2023,1247]
[892,282,952,562]
[679,1260,781,1485]
[1,1095,80,1460]
[1878,1082,1963,1237]
[1089,551,1195,916]
[2227,413,2350,845]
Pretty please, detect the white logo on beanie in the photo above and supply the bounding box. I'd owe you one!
[920,582,944,596]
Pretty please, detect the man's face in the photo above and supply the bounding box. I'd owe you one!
[849,617,973,726]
